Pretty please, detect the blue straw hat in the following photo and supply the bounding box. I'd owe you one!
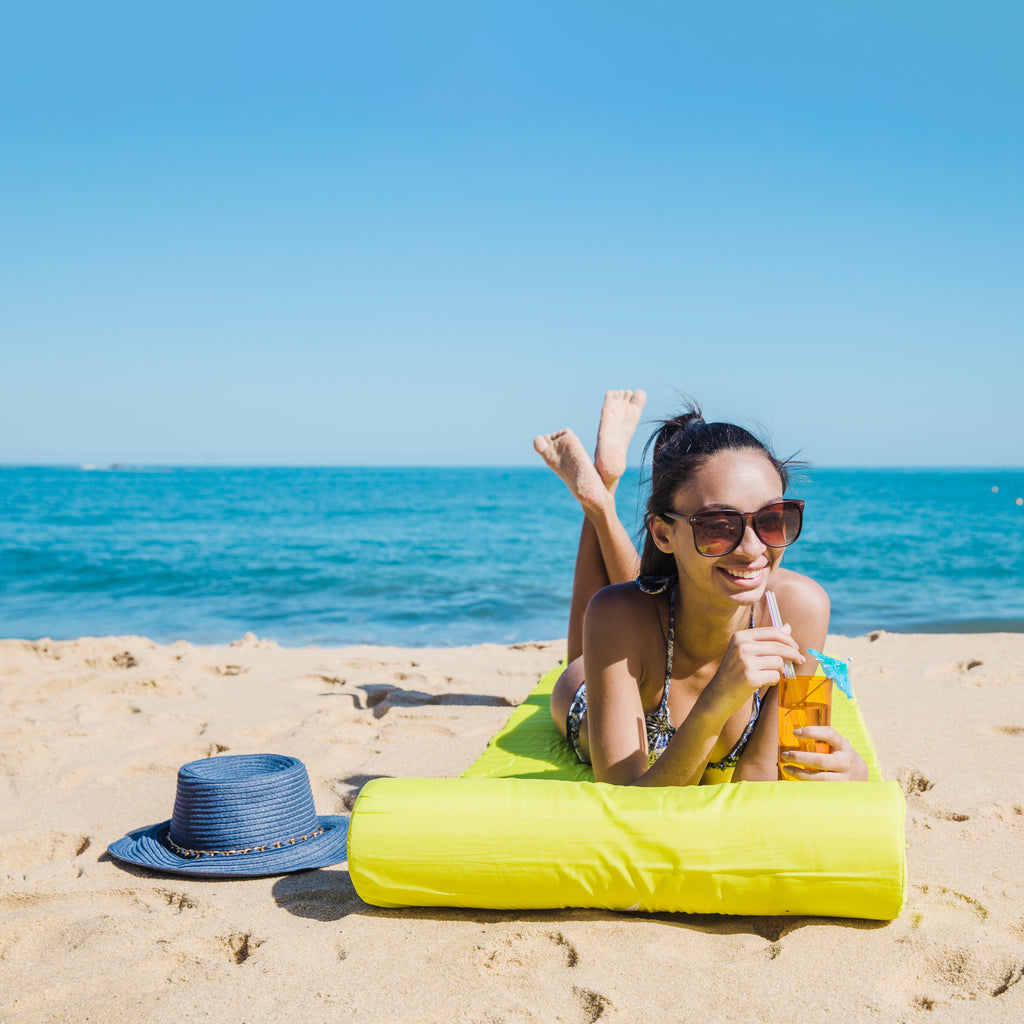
[108,753,349,878]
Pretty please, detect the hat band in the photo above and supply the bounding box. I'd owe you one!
[164,823,325,859]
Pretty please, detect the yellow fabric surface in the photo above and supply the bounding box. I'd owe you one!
[462,664,886,782]
[347,663,906,919]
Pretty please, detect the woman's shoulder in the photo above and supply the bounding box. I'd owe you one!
[585,578,669,631]
[587,579,647,611]
[770,567,830,624]
[583,579,669,674]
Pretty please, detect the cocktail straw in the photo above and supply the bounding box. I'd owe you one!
[765,590,795,679]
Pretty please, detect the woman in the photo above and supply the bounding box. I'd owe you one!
[534,389,867,785]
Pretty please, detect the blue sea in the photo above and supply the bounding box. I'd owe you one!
[2,466,1023,647]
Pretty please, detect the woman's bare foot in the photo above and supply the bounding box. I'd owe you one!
[594,389,646,488]
[533,429,610,513]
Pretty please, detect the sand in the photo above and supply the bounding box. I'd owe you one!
[1,629,1023,1023]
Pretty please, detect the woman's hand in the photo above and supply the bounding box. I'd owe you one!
[709,625,805,713]
[780,727,869,781]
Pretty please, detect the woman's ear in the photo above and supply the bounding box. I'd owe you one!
[648,515,676,554]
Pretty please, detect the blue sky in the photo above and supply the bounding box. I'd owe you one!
[3,2,1021,467]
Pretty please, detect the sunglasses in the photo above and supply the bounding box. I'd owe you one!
[660,499,804,557]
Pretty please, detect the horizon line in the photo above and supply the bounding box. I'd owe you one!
[2,461,1023,473]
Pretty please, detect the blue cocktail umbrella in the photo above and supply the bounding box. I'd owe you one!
[807,649,853,698]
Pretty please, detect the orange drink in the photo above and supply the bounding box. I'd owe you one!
[778,671,832,781]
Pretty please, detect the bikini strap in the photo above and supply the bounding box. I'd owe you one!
[647,581,750,716]
[661,584,676,710]
[662,594,750,717]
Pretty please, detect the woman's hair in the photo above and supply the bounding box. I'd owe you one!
[638,400,800,577]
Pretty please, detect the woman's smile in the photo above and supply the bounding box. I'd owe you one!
[666,450,787,607]
[718,563,768,586]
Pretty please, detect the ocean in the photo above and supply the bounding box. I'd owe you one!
[2,465,1023,647]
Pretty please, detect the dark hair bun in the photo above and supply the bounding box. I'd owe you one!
[652,403,704,462]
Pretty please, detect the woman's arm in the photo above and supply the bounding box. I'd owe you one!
[583,585,805,787]
[771,570,868,781]
[642,622,805,786]
[732,570,830,781]
[581,585,663,786]
[584,585,735,786]
[730,685,780,782]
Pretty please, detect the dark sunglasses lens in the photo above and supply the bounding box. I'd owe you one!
[754,502,802,547]
[690,502,803,555]
[692,513,743,556]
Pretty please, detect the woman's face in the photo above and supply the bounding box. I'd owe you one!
[657,449,787,615]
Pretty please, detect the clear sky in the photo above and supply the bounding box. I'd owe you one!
[3,2,1021,467]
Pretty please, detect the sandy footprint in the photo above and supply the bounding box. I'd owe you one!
[913,940,1024,1006]
[475,929,578,973]
[993,724,1024,737]
[899,768,935,795]
[113,675,186,698]
[211,664,248,677]
[989,801,1024,824]
[890,884,1024,1010]
[908,884,989,926]
[292,672,346,691]
[0,830,95,873]
[221,931,264,965]
[155,889,198,914]
[472,929,613,1023]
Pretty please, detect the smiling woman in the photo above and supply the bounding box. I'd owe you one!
[533,389,868,787]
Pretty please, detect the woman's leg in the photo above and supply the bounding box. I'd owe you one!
[534,389,646,658]
[535,390,646,736]
[549,654,586,746]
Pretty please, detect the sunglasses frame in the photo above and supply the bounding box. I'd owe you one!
[659,499,805,557]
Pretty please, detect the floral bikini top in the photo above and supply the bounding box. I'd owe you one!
[635,576,763,770]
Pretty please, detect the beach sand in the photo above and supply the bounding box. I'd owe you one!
[2,630,1023,1023]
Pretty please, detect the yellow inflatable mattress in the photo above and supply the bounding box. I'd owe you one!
[348,664,906,919]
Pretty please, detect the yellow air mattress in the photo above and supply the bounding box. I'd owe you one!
[348,665,906,919]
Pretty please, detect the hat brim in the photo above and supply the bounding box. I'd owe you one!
[107,815,349,878]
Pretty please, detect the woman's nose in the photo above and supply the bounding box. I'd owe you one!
[736,519,767,556]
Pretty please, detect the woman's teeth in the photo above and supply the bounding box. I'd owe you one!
[723,567,763,579]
